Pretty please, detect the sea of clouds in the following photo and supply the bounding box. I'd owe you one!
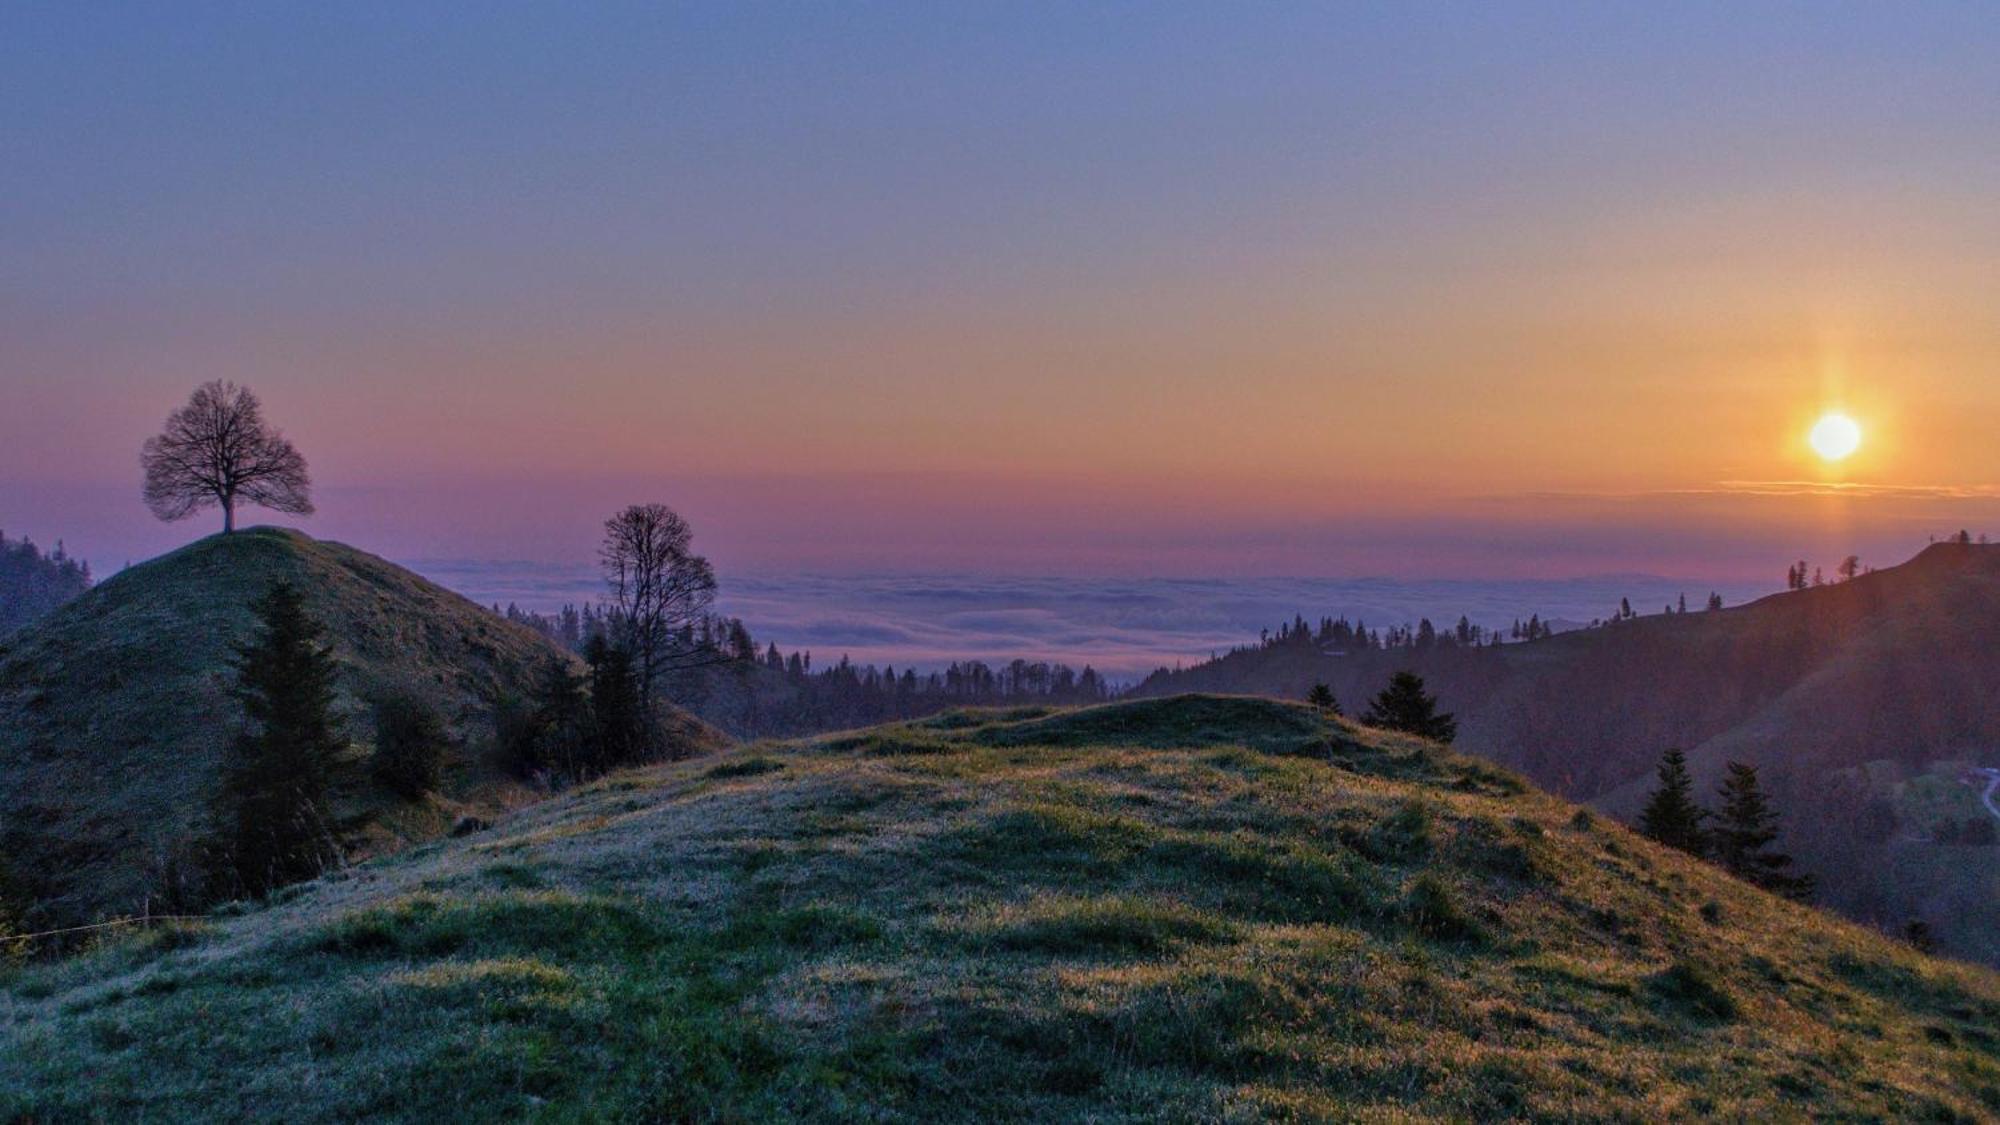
[408,560,1773,684]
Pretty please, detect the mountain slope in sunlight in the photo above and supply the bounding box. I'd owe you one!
[1135,542,2000,963]
[4,695,1996,1121]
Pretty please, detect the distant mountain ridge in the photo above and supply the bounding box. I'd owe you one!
[1134,542,2000,962]
[0,527,721,925]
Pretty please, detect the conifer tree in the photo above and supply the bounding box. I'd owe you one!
[585,634,649,772]
[224,582,344,894]
[1711,761,1815,900]
[1361,671,1456,743]
[1305,682,1340,715]
[1639,748,1707,856]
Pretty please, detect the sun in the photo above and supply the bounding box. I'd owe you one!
[1809,412,1862,462]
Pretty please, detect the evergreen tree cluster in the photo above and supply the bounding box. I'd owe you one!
[0,531,91,635]
[1640,749,1815,900]
[1256,613,1508,655]
[496,636,658,784]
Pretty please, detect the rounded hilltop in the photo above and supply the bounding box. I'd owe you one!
[0,527,720,926]
[3,693,1995,1120]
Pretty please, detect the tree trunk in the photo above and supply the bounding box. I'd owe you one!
[223,495,236,534]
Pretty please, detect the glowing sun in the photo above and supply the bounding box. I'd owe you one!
[1809,412,1862,462]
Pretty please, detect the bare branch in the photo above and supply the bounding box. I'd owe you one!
[599,504,718,709]
[140,381,313,534]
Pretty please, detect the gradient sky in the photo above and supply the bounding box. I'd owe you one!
[4,4,1998,578]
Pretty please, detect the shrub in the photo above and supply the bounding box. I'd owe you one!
[1363,799,1435,862]
[372,694,453,799]
[1650,959,1739,1022]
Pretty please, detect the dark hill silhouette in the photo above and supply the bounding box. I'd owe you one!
[1135,542,2000,962]
[0,527,722,926]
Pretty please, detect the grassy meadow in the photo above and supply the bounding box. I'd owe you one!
[4,695,1998,1120]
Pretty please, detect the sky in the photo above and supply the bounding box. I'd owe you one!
[4,4,2000,582]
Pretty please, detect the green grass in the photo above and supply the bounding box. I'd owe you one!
[0,528,724,926]
[4,693,1999,1120]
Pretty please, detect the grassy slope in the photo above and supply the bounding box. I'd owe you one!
[1133,543,2000,964]
[0,527,721,923]
[4,695,1996,1121]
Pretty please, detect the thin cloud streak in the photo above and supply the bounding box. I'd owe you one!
[1499,481,2000,502]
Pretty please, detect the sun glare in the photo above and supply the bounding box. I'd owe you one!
[1809,412,1862,462]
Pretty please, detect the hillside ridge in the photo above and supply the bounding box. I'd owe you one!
[3,694,1996,1120]
[0,527,721,926]
[1133,543,2000,963]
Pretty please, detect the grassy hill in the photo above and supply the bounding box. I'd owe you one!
[0,527,721,926]
[4,695,1996,1120]
[1136,542,2000,964]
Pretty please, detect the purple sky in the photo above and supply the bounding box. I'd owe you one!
[5,6,1999,580]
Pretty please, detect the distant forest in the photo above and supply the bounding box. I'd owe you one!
[496,601,1113,738]
[0,533,91,636]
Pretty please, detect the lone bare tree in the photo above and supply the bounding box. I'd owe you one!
[600,503,718,710]
[142,381,313,534]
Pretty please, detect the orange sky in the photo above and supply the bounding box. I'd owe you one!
[3,7,1998,574]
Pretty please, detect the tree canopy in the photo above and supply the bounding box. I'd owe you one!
[142,381,313,534]
[1361,671,1456,743]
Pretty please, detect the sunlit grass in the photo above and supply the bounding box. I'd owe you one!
[3,695,1998,1120]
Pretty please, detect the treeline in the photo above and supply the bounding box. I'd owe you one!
[496,601,1115,738]
[0,532,91,636]
[1254,613,1497,655]
[1242,596,1733,664]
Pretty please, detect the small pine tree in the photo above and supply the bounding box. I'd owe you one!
[1639,748,1708,856]
[1711,761,1815,901]
[1305,682,1341,716]
[371,694,451,800]
[223,582,344,895]
[1361,671,1456,743]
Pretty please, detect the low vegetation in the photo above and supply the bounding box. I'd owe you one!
[3,694,1996,1120]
